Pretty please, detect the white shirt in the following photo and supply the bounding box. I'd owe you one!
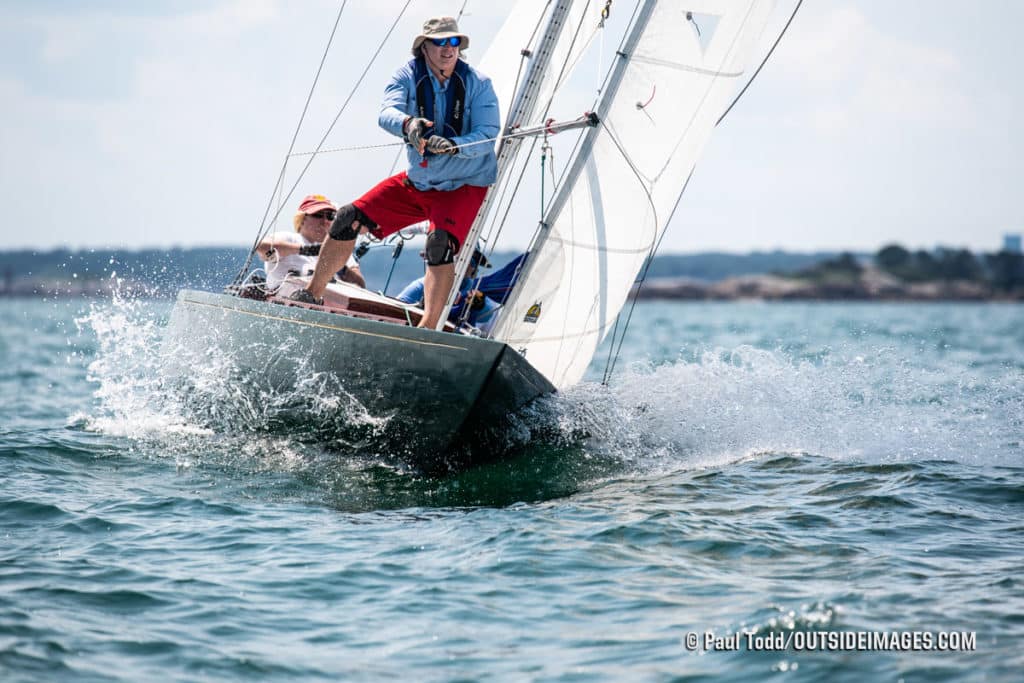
[261,231,358,290]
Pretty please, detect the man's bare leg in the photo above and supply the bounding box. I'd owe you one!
[306,238,355,298]
[420,262,455,329]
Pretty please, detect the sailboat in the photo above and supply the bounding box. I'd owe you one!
[164,0,785,472]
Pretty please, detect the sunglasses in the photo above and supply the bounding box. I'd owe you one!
[430,36,461,47]
[310,211,336,220]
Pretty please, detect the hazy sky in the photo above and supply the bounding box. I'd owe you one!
[1,0,1021,254]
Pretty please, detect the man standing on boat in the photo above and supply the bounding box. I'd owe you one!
[290,16,499,329]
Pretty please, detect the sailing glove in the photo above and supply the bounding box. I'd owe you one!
[426,135,458,155]
[404,117,430,152]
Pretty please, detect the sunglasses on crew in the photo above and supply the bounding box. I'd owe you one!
[430,36,461,47]
[310,211,336,220]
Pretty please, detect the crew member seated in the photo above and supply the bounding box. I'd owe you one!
[396,247,499,333]
[257,194,365,290]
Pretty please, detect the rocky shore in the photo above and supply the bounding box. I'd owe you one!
[3,263,1022,302]
[633,267,1023,301]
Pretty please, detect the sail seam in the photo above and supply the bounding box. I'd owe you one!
[504,325,607,345]
[629,55,743,78]
[547,235,655,255]
[651,0,760,187]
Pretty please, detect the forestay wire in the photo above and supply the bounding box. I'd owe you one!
[232,1,348,288]
[231,0,414,288]
[598,0,803,385]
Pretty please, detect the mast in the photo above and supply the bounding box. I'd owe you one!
[435,0,577,330]
[488,0,658,338]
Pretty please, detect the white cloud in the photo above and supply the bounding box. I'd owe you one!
[0,0,1020,253]
[769,4,972,133]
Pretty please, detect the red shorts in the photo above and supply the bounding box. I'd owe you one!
[353,172,488,250]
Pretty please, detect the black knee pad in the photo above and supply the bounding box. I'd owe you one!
[329,204,377,241]
[424,229,458,266]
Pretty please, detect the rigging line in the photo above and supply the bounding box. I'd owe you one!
[484,0,548,190]
[540,140,548,220]
[499,0,550,129]
[556,9,617,99]
[290,141,404,156]
[547,0,642,195]
[481,2,598,334]
[529,2,556,46]
[646,2,759,187]
[603,0,801,382]
[252,0,348,246]
[273,0,413,216]
[252,0,414,271]
[593,0,642,103]
[478,139,546,337]
[483,0,595,266]
[717,0,803,126]
[537,0,595,121]
[481,136,541,255]
[274,157,287,240]
[287,114,595,157]
[599,123,658,385]
[602,313,622,382]
[606,167,696,385]
[232,0,349,286]
[386,144,404,177]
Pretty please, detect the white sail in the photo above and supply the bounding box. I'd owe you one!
[491,0,776,389]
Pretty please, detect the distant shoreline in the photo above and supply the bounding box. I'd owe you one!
[4,273,1022,302]
[632,270,1024,302]
[2,244,1021,302]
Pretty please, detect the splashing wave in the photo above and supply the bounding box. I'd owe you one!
[75,296,1023,480]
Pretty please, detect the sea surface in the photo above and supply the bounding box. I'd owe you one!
[2,296,1022,682]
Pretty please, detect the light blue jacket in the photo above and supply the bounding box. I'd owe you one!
[379,60,500,191]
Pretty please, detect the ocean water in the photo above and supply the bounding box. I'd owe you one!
[2,296,1022,681]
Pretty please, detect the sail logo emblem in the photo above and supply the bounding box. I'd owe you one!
[524,302,541,323]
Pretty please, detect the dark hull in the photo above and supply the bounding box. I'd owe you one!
[163,289,555,472]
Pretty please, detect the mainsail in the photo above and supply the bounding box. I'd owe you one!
[489,0,776,389]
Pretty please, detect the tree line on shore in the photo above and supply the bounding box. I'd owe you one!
[795,244,1024,292]
[1,243,1021,299]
